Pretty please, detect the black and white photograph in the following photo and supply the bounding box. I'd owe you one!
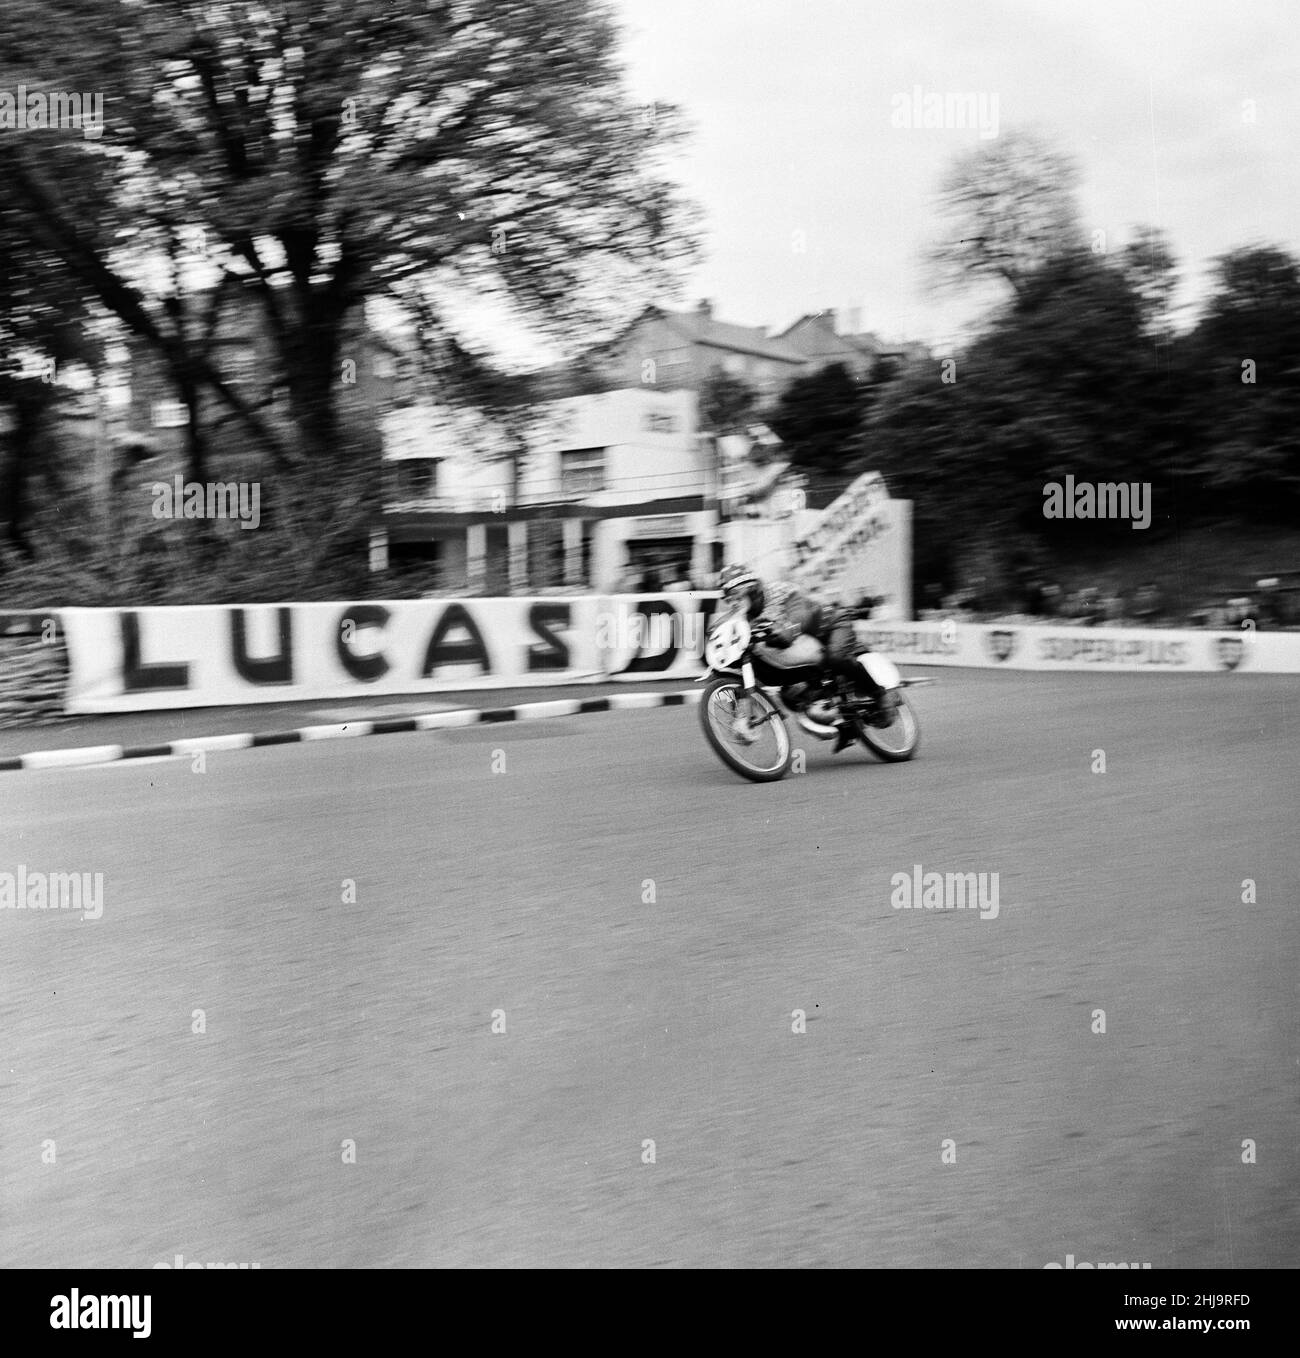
[1,0,1297,1302]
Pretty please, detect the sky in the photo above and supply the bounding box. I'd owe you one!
[612,0,1300,351]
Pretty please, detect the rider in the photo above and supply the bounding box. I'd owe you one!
[716,563,886,754]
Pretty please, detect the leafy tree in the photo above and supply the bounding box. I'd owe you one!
[769,362,866,475]
[3,0,701,474]
[0,190,103,559]
[1118,225,1179,340]
[697,369,759,436]
[1186,245,1300,516]
[927,129,1083,300]
[867,247,1192,599]
[860,138,1300,602]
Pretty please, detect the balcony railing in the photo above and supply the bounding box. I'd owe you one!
[383,467,718,514]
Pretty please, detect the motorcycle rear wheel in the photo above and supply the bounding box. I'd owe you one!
[851,690,921,762]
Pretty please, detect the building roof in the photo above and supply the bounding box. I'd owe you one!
[775,313,884,360]
[652,308,808,364]
[529,305,918,398]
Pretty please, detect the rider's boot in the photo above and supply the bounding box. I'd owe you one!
[832,720,857,754]
[836,664,890,727]
[829,675,858,752]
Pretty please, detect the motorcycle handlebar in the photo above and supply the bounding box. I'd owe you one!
[845,595,888,619]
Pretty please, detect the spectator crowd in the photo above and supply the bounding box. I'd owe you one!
[918,577,1298,631]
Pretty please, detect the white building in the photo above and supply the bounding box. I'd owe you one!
[374,384,910,609]
[376,387,727,591]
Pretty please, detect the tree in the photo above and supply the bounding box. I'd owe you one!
[1186,245,1300,516]
[697,369,759,436]
[1119,225,1179,340]
[865,247,1192,600]
[0,189,103,559]
[769,362,867,476]
[927,129,1084,300]
[2,0,701,473]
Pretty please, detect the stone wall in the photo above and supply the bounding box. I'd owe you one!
[0,623,69,728]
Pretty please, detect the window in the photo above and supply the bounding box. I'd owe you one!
[151,400,190,428]
[560,448,605,496]
[390,459,439,501]
[658,347,690,370]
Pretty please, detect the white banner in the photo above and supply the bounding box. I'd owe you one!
[59,604,1300,712]
[856,621,1300,673]
[789,473,911,616]
[60,594,727,712]
[61,599,604,712]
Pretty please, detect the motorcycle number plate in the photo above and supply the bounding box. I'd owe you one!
[704,614,751,669]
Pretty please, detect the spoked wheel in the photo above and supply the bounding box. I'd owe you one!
[851,689,920,762]
[699,678,792,782]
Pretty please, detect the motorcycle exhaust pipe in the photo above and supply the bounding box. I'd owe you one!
[794,714,839,741]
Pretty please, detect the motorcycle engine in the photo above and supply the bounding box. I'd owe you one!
[780,682,812,711]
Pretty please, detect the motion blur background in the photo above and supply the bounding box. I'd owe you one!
[1,0,1297,1271]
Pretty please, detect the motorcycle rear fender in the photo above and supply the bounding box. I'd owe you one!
[858,652,902,690]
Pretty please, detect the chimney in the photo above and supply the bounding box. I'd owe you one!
[696,298,713,319]
[823,308,838,333]
[846,306,862,335]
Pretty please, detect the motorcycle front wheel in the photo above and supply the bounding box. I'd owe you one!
[699,677,792,782]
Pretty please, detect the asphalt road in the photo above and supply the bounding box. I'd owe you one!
[0,676,701,756]
[1,670,1296,1268]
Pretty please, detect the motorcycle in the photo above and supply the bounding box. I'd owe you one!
[697,604,927,782]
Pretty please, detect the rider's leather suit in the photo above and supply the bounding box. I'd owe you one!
[752,581,883,700]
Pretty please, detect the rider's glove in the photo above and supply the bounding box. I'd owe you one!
[756,616,797,647]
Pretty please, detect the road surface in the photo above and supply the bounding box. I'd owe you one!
[1,670,1296,1267]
